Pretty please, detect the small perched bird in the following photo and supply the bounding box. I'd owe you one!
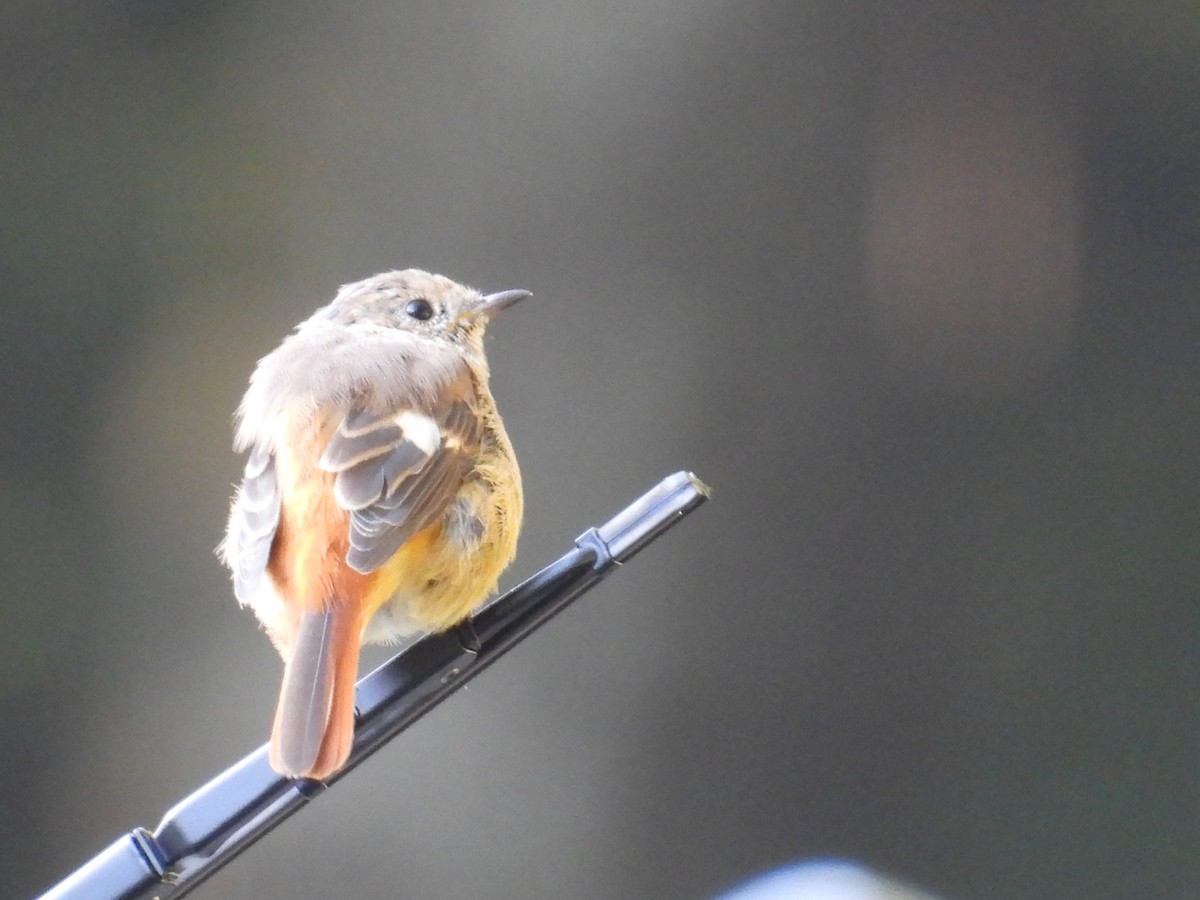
[220,270,526,780]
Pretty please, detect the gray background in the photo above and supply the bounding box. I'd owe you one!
[3,2,1198,898]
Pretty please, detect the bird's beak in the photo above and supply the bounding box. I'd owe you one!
[473,289,531,321]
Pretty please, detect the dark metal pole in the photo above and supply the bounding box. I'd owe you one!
[38,471,709,900]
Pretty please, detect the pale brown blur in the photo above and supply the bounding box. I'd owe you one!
[869,76,1079,389]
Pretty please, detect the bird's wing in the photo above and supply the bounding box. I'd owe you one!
[319,400,482,573]
[228,441,282,603]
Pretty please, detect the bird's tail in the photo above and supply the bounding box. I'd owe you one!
[269,606,362,780]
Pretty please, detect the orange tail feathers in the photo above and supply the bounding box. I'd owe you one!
[269,607,362,780]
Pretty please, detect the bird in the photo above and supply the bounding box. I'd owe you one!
[219,269,527,780]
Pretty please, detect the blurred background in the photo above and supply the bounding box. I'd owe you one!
[3,2,1198,898]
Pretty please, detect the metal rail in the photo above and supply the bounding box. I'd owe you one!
[39,471,709,900]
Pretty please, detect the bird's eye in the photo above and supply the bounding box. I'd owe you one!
[404,298,434,321]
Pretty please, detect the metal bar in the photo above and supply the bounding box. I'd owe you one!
[38,471,709,900]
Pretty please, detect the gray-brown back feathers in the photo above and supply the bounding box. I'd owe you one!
[220,269,496,605]
[233,270,489,454]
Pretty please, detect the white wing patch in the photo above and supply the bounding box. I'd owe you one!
[394,410,441,456]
